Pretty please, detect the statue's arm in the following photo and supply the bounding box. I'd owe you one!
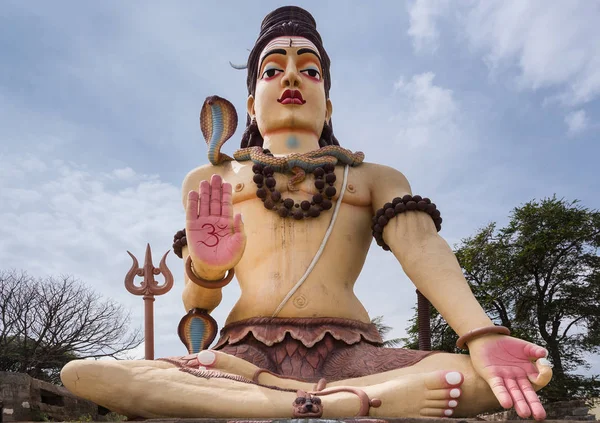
[368,164,494,336]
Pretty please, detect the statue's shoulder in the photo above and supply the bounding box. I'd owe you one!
[181,162,233,205]
[354,162,411,184]
[354,162,412,198]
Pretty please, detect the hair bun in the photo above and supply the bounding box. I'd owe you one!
[260,6,318,33]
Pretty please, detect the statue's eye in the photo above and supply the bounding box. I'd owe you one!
[295,397,306,404]
[313,397,322,404]
[261,68,282,79]
[301,68,321,80]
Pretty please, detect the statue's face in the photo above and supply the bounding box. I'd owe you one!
[248,37,332,138]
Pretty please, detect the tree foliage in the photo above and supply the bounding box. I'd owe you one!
[371,315,403,347]
[0,270,142,384]
[402,197,600,401]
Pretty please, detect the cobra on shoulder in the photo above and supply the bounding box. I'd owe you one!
[200,95,237,165]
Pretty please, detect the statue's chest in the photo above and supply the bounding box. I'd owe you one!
[228,165,370,208]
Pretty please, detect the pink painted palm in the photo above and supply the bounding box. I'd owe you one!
[469,335,552,421]
[186,174,246,275]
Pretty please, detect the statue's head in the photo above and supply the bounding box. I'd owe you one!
[241,6,339,148]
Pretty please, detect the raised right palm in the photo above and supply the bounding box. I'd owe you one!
[186,174,246,273]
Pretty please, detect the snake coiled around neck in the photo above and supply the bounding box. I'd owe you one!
[199,95,365,180]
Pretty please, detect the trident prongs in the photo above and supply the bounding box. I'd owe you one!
[124,244,174,359]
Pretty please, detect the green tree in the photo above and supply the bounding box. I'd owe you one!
[0,270,142,384]
[371,315,402,347]
[401,307,466,354]
[402,197,600,401]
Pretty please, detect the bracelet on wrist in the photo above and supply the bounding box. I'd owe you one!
[185,256,235,289]
[456,326,511,350]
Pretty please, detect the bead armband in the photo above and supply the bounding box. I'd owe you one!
[456,326,511,350]
[173,229,187,259]
[371,195,442,251]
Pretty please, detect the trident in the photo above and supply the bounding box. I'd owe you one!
[124,244,173,360]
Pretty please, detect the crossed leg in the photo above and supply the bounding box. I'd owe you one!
[60,348,551,419]
[62,356,464,418]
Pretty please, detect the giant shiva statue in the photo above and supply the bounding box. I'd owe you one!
[61,6,552,420]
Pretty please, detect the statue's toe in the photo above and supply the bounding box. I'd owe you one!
[419,370,464,417]
[61,359,95,397]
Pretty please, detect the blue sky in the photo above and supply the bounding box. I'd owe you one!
[1,1,599,374]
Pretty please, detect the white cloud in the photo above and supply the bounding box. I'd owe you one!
[407,0,449,53]
[115,342,146,360]
[0,157,182,272]
[565,109,588,136]
[463,1,600,107]
[393,72,461,150]
[0,155,190,355]
[21,157,48,172]
[111,167,137,180]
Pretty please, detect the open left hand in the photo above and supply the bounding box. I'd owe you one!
[468,335,553,421]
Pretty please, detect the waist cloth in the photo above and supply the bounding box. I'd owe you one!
[164,317,437,383]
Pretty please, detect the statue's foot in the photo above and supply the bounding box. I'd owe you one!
[198,350,258,377]
[342,370,461,418]
[315,370,465,418]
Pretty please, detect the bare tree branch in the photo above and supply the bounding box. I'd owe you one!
[0,270,143,383]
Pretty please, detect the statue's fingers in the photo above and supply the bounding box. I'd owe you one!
[233,214,244,235]
[186,191,199,220]
[210,174,222,216]
[529,358,553,390]
[505,378,531,418]
[199,180,210,217]
[523,343,548,360]
[221,182,233,218]
[518,377,546,421]
[488,376,513,409]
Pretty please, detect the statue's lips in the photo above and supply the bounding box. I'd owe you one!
[278,89,306,105]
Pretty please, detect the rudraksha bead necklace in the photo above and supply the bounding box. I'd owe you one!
[252,161,337,220]
[172,161,340,258]
[371,194,442,251]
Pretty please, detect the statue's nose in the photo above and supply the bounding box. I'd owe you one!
[305,403,313,411]
[281,65,301,88]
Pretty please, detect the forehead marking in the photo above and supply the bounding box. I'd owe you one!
[259,36,321,64]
